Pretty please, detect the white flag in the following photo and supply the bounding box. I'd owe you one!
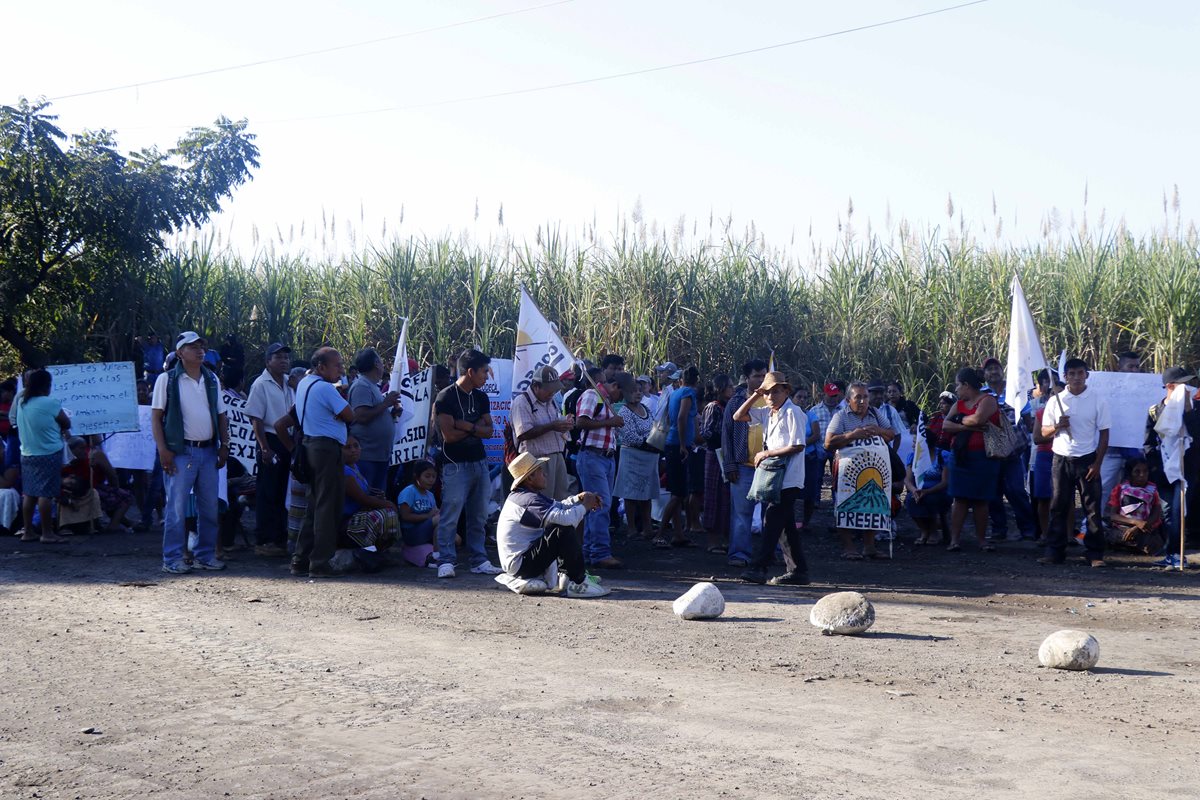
[389,318,417,428]
[1155,384,1192,486]
[513,287,575,395]
[912,410,934,479]
[1004,275,1047,414]
[1057,349,1067,381]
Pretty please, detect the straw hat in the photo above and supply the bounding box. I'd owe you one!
[508,452,549,489]
[759,371,791,394]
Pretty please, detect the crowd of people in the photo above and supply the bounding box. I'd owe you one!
[2,331,1197,596]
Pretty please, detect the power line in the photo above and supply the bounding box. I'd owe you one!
[264,0,993,125]
[48,0,579,101]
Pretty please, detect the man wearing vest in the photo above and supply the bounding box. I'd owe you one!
[151,331,230,574]
[510,366,575,500]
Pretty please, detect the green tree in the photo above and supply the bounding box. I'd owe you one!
[0,97,259,366]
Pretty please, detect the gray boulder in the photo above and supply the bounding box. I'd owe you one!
[1038,630,1100,670]
[809,591,875,635]
[673,582,726,620]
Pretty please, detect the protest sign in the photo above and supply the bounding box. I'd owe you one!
[224,394,260,476]
[103,406,157,470]
[1080,371,1163,449]
[834,437,892,531]
[47,362,138,435]
[390,366,433,466]
[513,288,575,395]
[484,358,514,467]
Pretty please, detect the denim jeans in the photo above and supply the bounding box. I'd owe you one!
[989,455,1036,538]
[1164,479,1199,555]
[162,444,219,565]
[727,464,757,562]
[576,450,615,562]
[437,459,490,568]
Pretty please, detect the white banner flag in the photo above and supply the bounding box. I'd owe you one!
[513,287,575,395]
[912,410,934,479]
[1005,275,1048,414]
[389,318,418,429]
[1155,384,1193,486]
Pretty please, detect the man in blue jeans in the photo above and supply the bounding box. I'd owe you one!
[434,349,504,578]
[721,359,769,567]
[575,371,634,569]
[150,331,230,574]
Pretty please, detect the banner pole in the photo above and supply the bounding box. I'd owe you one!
[1181,478,1187,571]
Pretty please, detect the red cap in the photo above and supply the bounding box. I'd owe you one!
[823,382,841,395]
[407,357,419,373]
[981,356,1001,369]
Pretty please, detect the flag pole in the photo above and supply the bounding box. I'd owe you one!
[519,285,610,412]
[1181,478,1187,571]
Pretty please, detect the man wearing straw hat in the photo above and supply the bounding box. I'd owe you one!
[497,452,610,598]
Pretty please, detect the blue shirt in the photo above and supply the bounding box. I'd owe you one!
[343,465,369,515]
[397,484,436,530]
[296,375,350,444]
[665,386,698,447]
[14,396,64,457]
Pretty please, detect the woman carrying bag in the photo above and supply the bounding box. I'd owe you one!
[731,372,811,586]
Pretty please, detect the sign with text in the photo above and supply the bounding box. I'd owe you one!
[834,438,893,531]
[224,393,260,476]
[103,406,157,471]
[48,362,138,435]
[1081,371,1164,449]
[390,367,433,466]
[483,358,514,468]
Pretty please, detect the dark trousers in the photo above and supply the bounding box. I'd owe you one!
[750,487,808,573]
[989,453,1036,537]
[1046,452,1104,561]
[514,524,586,584]
[1165,479,1200,554]
[295,437,345,567]
[255,433,290,546]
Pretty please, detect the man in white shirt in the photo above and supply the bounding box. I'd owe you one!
[151,331,230,574]
[1041,357,1111,567]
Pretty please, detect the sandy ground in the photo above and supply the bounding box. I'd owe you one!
[3,501,1200,800]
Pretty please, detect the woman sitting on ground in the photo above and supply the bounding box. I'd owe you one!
[65,436,135,533]
[1106,458,1164,555]
[905,444,950,545]
[341,435,400,570]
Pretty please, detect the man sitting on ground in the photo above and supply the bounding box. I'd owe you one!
[496,452,610,598]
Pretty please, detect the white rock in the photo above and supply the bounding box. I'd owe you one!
[1038,630,1100,670]
[809,591,875,635]
[673,582,725,620]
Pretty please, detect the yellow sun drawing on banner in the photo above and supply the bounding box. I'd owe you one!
[856,467,884,490]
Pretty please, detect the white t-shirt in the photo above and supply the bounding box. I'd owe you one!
[152,369,227,442]
[749,399,807,490]
[1043,386,1111,458]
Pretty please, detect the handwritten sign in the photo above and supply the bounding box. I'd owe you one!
[483,358,514,467]
[390,367,434,466]
[834,438,893,531]
[103,406,157,470]
[48,362,138,435]
[224,393,259,476]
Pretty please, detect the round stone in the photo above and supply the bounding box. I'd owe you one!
[809,591,875,635]
[672,582,725,620]
[1038,630,1100,671]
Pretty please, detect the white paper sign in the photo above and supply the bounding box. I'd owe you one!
[103,406,157,470]
[1082,371,1163,449]
[48,361,139,435]
[390,367,434,466]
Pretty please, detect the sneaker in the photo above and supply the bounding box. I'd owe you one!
[193,557,226,571]
[566,579,611,598]
[161,560,192,574]
[470,561,503,575]
[1071,533,1086,547]
[254,543,288,557]
[1153,554,1187,569]
[767,570,811,586]
[437,563,456,579]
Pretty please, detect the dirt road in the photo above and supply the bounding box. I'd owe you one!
[2,520,1198,799]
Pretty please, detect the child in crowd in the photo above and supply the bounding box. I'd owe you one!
[1106,459,1164,555]
[905,446,950,545]
[397,460,440,567]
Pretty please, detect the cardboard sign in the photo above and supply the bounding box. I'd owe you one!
[834,438,893,531]
[48,362,138,435]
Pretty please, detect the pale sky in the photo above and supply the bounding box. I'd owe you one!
[4,0,1197,259]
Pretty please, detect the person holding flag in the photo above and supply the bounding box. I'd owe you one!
[1145,366,1200,569]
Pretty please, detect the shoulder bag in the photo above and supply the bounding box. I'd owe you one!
[289,381,315,483]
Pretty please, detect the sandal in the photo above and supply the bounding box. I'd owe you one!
[706,545,726,555]
[840,552,864,561]
[651,537,672,550]
[914,537,929,546]
[945,543,962,552]
[867,551,890,560]
[983,543,997,552]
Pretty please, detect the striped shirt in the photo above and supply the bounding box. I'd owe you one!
[576,388,615,451]
[509,390,566,457]
[807,402,838,458]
